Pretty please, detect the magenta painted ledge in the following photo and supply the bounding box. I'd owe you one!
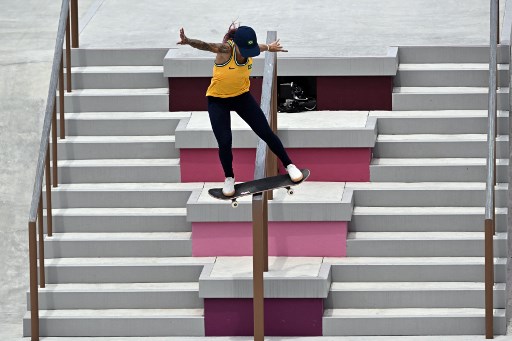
[204,298,323,336]
[192,221,347,257]
[180,148,371,182]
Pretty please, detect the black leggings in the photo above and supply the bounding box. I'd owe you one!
[208,92,293,178]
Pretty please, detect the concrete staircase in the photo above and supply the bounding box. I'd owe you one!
[24,49,213,337]
[324,46,508,336]
[24,46,508,338]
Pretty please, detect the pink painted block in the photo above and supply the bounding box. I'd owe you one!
[180,148,256,183]
[192,221,347,257]
[205,298,323,336]
[282,148,371,182]
[180,147,371,182]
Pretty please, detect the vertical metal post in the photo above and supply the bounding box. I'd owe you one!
[262,191,269,272]
[70,0,79,48]
[59,57,66,139]
[37,193,45,288]
[28,221,39,341]
[485,219,494,339]
[51,103,58,187]
[490,0,498,237]
[45,145,53,237]
[252,193,266,341]
[66,10,72,92]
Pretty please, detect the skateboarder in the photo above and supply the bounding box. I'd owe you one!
[177,24,303,196]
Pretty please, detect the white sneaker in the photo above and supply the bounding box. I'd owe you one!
[223,177,236,196]
[286,164,303,182]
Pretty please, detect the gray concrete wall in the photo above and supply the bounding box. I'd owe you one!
[0,1,95,340]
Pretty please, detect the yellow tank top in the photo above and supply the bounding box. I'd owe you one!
[206,40,253,98]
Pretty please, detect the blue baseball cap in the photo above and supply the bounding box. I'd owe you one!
[234,26,260,58]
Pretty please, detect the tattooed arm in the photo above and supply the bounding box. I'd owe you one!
[177,28,231,54]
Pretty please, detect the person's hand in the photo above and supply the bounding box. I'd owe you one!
[268,39,288,52]
[177,27,189,45]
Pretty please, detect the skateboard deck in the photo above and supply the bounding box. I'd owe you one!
[208,169,310,207]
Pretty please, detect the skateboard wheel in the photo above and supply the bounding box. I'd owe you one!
[231,200,239,208]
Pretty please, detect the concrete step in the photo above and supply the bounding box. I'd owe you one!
[43,257,214,283]
[19,336,512,341]
[374,134,508,158]
[43,183,200,209]
[349,206,507,232]
[395,63,509,87]
[370,110,509,135]
[45,207,189,233]
[392,87,508,110]
[53,136,178,160]
[370,158,508,182]
[397,45,509,64]
[53,159,181,183]
[44,232,192,258]
[23,309,204,337]
[57,112,189,136]
[325,282,506,309]
[70,66,167,89]
[29,282,201,310]
[68,48,171,67]
[326,257,506,282]
[346,182,507,208]
[61,88,169,112]
[323,308,506,336]
[346,232,507,257]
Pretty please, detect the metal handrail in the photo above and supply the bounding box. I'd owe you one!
[484,0,499,338]
[27,0,77,339]
[252,30,278,341]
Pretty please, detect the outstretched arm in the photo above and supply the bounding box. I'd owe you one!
[259,39,288,53]
[177,28,231,54]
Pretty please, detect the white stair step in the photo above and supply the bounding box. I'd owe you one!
[70,66,167,89]
[68,48,170,67]
[392,87,508,110]
[30,282,201,310]
[54,136,178,160]
[374,134,508,158]
[325,257,506,282]
[397,46,509,64]
[323,308,506,336]
[19,336,512,341]
[58,112,189,136]
[61,88,169,112]
[346,182,508,208]
[349,206,507,232]
[395,63,509,87]
[43,257,214,283]
[44,183,201,209]
[346,232,507,257]
[45,207,189,233]
[370,110,509,134]
[23,309,204,337]
[326,282,506,309]
[53,158,181,183]
[370,158,508,182]
[44,232,192,258]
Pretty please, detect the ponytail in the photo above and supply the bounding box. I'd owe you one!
[222,22,239,43]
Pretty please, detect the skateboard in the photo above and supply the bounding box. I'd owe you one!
[208,169,310,208]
